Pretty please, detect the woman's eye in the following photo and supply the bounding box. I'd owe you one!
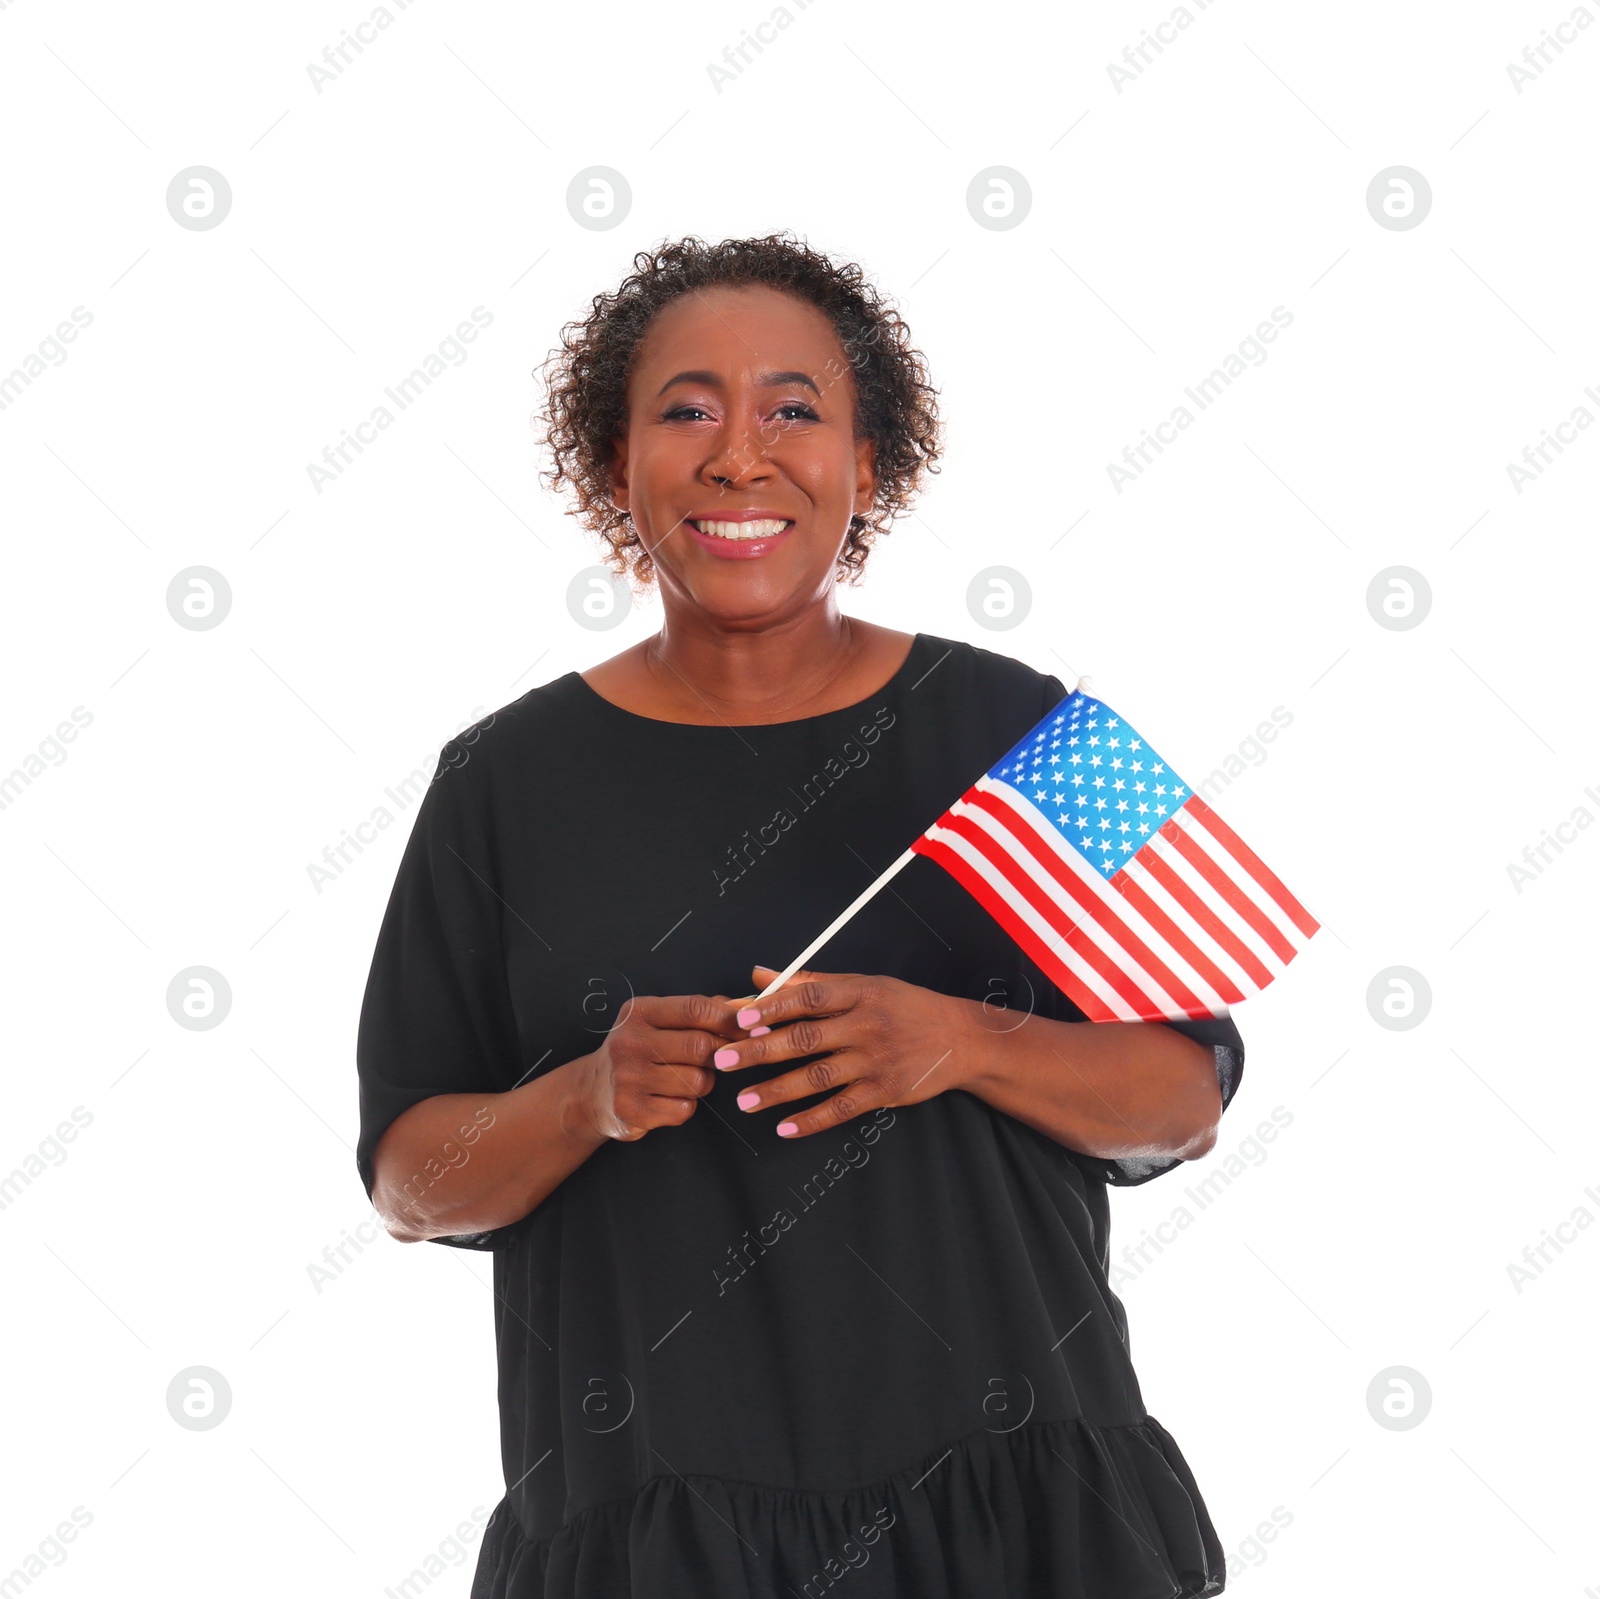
[660,402,818,422]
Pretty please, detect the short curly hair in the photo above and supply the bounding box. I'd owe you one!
[533,232,943,589]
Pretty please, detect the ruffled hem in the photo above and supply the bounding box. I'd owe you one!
[471,1414,1224,1598]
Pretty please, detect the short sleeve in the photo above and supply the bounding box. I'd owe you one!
[1035,672,1246,1187]
[354,724,525,1248]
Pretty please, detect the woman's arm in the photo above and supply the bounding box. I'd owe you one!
[369,990,750,1241]
[369,1055,608,1243]
[952,1001,1223,1165]
[717,968,1223,1163]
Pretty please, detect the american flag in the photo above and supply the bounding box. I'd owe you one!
[909,689,1319,1022]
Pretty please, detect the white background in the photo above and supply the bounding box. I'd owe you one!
[2,0,1596,1593]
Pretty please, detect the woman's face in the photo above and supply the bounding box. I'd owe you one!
[609,284,876,619]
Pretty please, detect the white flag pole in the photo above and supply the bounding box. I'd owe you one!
[744,670,1094,1006]
[750,846,919,1001]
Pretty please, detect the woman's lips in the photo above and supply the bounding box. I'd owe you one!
[685,518,796,559]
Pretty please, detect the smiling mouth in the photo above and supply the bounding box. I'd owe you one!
[688,518,794,541]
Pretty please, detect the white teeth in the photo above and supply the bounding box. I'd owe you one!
[694,518,791,540]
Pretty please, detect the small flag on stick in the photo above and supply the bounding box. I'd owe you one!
[752,679,1319,1019]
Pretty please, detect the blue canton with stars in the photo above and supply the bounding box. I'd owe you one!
[984,693,1192,879]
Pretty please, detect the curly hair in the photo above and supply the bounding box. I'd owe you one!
[533,232,943,589]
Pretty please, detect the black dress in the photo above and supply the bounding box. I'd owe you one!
[355,631,1245,1599]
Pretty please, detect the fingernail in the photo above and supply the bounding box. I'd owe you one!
[737,1090,760,1110]
[714,1047,739,1068]
[748,1025,771,1037]
[775,1121,798,1137]
[736,1007,761,1027]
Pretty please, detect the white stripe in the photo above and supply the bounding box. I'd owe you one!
[921,821,1145,1021]
[1170,805,1312,951]
[1147,830,1287,980]
[1119,854,1260,1000]
[969,780,1231,1015]
[951,805,1194,1018]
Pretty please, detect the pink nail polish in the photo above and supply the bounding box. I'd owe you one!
[775,1121,798,1137]
[714,1047,739,1068]
[737,1090,760,1110]
[736,1007,761,1027]
[749,1025,771,1037]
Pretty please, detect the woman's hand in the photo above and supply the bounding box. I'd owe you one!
[710,964,975,1138]
[571,992,748,1142]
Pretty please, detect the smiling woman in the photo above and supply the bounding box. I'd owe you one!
[354,232,1244,1599]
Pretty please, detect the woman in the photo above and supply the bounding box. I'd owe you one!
[355,233,1244,1598]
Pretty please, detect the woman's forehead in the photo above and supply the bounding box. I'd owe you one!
[636,285,839,367]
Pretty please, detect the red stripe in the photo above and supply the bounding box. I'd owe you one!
[958,790,1214,1015]
[1107,870,1246,1006]
[937,809,1172,1018]
[1160,816,1295,964]
[912,836,1117,1020]
[1138,846,1275,989]
[1184,793,1320,939]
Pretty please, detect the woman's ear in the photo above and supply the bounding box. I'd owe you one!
[608,433,631,516]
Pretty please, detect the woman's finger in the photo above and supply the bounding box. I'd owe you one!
[735,967,862,1031]
[711,1010,854,1075]
[760,1061,884,1139]
[731,1045,876,1117]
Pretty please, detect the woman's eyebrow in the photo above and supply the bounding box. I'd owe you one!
[656,369,820,397]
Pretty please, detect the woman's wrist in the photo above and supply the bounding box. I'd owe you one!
[552,1053,613,1149]
[946,991,1023,1089]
